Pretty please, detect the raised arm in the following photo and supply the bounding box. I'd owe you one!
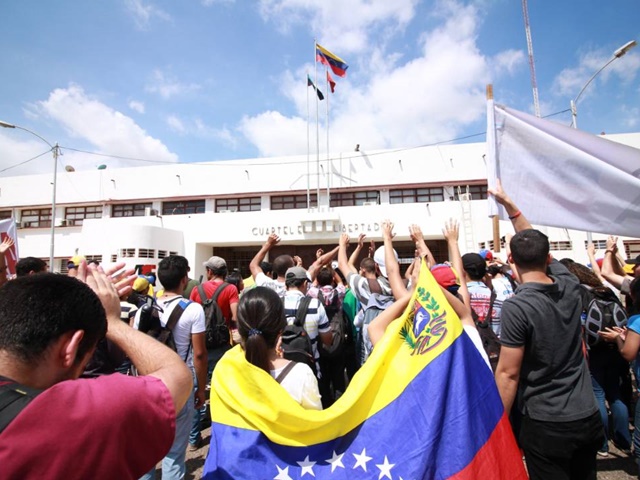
[601,236,627,290]
[409,224,436,268]
[381,219,407,298]
[249,234,280,280]
[308,245,339,281]
[488,179,532,233]
[442,219,470,308]
[586,242,605,283]
[80,263,193,413]
[0,237,15,282]
[338,233,357,277]
[347,233,366,272]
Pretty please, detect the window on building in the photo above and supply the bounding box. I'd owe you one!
[216,197,261,213]
[20,208,51,228]
[624,240,640,259]
[271,194,317,210]
[162,200,205,215]
[158,250,167,259]
[120,248,136,258]
[584,239,608,250]
[330,191,379,207]
[138,248,155,259]
[389,187,444,204]
[549,241,573,251]
[0,211,12,220]
[454,185,488,200]
[64,205,102,226]
[112,203,152,217]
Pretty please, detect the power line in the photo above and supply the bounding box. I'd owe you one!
[0,149,52,173]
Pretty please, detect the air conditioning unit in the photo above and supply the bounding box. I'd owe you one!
[16,221,23,228]
[362,202,377,206]
[150,208,158,216]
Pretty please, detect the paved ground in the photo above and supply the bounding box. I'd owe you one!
[160,427,639,479]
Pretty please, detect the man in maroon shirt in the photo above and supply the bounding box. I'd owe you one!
[0,263,193,479]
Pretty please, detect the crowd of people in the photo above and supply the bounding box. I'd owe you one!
[1,181,639,479]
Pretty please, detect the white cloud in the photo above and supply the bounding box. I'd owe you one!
[553,48,640,100]
[124,0,171,30]
[145,70,201,99]
[166,115,186,133]
[258,0,417,53]
[242,1,494,156]
[31,84,178,169]
[492,49,526,76]
[620,105,639,129]
[128,100,145,114]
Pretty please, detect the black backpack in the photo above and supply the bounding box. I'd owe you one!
[133,296,190,374]
[281,296,317,374]
[197,282,231,350]
[580,285,628,349]
[317,290,350,359]
[470,289,501,372]
[0,377,41,434]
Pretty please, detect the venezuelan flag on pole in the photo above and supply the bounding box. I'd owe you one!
[316,43,349,78]
[203,261,527,479]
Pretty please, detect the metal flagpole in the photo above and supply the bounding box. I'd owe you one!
[306,71,311,211]
[325,68,330,206]
[314,42,320,208]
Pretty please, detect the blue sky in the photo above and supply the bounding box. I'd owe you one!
[0,0,638,175]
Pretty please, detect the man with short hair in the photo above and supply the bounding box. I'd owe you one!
[249,234,294,298]
[462,252,502,335]
[135,255,208,478]
[0,264,192,478]
[15,257,47,277]
[492,181,603,480]
[284,266,332,376]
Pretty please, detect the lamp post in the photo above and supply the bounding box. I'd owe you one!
[570,40,637,129]
[0,120,60,270]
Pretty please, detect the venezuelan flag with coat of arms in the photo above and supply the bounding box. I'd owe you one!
[203,260,527,479]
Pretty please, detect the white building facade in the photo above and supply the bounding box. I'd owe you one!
[2,133,639,279]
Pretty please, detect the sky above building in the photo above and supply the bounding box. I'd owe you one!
[0,0,638,176]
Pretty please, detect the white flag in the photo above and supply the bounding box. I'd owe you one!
[486,103,640,237]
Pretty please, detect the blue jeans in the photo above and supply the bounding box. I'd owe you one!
[189,346,230,445]
[589,349,631,452]
[140,389,194,480]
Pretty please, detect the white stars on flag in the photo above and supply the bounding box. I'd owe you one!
[326,451,345,472]
[274,448,398,478]
[297,455,317,477]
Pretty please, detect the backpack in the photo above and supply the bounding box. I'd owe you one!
[0,376,41,434]
[470,289,501,372]
[197,282,231,350]
[580,285,628,349]
[281,296,317,375]
[133,296,190,374]
[356,292,394,367]
[317,290,351,359]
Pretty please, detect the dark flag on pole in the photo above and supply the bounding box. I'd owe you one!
[307,75,324,101]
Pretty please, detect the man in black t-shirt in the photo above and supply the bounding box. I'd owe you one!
[491,180,603,480]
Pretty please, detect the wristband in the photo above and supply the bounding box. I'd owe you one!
[605,249,614,254]
[508,210,522,220]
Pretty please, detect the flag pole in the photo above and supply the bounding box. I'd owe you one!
[487,84,501,253]
[306,71,311,211]
[314,42,320,209]
[325,68,330,207]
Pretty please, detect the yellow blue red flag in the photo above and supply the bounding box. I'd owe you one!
[316,43,348,78]
[203,261,527,479]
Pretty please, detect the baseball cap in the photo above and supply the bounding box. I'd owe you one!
[462,253,487,279]
[133,276,150,293]
[203,256,226,271]
[624,263,635,275]
[430,264,460,288]
[285,266,309,281]
[373,246,399,278]
[67,255,85,269]
[625,255,640,266]
[478,249,493,261]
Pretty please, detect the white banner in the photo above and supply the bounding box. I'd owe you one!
[486,103,640,237]
[0,218,19,277]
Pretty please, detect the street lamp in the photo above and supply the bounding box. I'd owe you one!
[0,121,60,270]
[570,40,637,129]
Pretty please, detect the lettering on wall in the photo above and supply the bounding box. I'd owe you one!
[251,222,381,236]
